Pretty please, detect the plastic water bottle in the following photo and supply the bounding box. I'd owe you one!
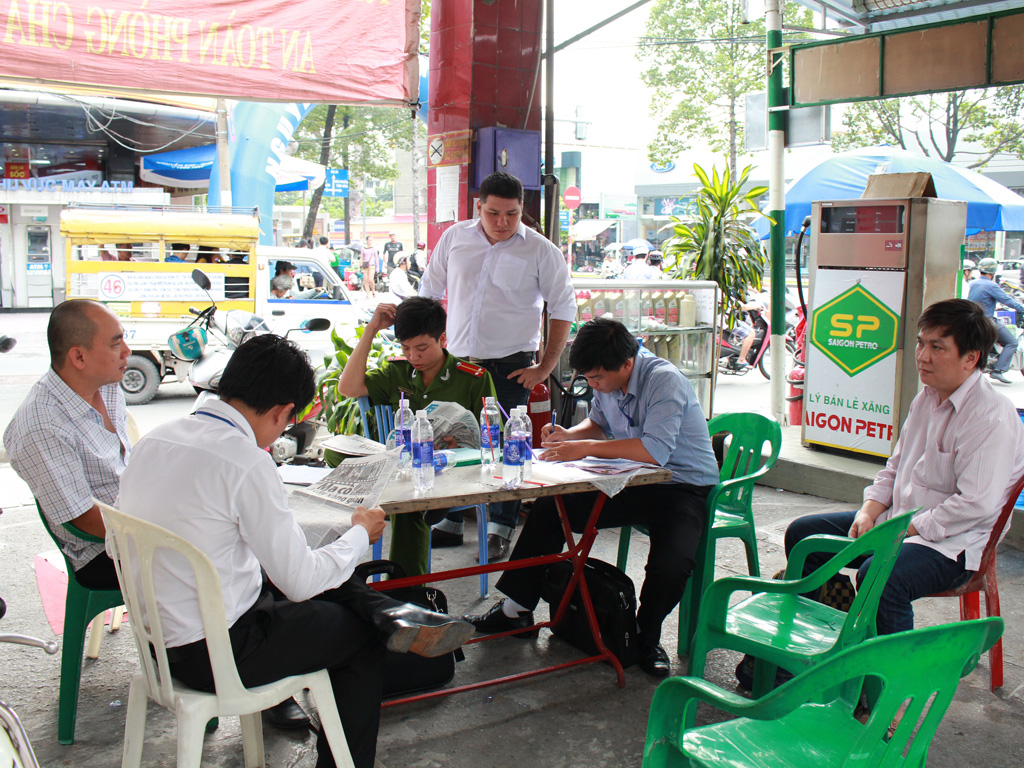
[515,405,533,481]
[394,400,414,470]
[433,450,456,474]
[480,396,501,467]
[502,414,524,489]
[411,411,435,492]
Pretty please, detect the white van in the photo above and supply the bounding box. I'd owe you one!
[61,205,362,403]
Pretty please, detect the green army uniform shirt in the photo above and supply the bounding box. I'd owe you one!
[362,351,497,576]
[364,351,496,420]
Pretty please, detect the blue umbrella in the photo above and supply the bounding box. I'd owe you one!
[755,146,1024,238]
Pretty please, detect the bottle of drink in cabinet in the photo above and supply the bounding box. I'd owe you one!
[394,399,415,470]
[502,414,524,489]
[514,405,533,481]
[479,396,501,467]
[411,411,435,492]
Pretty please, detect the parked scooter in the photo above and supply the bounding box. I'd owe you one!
[718,303,796,380]
[175,269,331,464]
[0,599,59,768]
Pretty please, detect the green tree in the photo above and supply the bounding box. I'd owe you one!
[280,0,431,241]
[283,105,414,241]
[638,0,810,175]
[831,87,1024,168]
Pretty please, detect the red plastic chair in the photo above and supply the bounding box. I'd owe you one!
[929,474,1024,691]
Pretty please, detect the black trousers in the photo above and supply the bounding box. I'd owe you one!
[74,553,121,590]
[168,576,398,768]
[495,482,710,646]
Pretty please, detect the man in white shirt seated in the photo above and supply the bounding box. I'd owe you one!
[785,299,1024,635]
[117,334,474,768]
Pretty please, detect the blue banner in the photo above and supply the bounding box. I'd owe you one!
[208,102,316,245]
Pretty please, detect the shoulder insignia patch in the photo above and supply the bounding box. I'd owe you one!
[456,361,485,378]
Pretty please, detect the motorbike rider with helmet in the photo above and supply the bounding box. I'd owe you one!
[622,244,651,279]
[961,258,976,298]
[408,241,427,280]
[968,257,1024,384]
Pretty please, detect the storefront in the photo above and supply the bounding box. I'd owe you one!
[0,184,169,309]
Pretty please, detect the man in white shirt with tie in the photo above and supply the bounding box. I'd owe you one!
[785,299,1024,634]
[419,171,577,560]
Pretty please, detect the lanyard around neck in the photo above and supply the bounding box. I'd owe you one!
[196,410,245,434]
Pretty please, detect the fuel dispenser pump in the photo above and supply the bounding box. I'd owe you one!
[801,195,965,457]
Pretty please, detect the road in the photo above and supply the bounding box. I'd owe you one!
[4,309,1024,453]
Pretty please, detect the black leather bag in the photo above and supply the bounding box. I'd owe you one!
[540,557,639,668]
[355,560,463,698]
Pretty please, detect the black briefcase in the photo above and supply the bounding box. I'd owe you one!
[540,557,639,668]
[355,560,463,698]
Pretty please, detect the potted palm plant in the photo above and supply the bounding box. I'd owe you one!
[663,162,770,330]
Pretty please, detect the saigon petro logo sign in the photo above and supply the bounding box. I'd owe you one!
[810,284,900,376]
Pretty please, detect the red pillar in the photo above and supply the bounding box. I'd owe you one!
[426,0,543,251]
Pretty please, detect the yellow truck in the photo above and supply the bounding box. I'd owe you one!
[61,204,360,404]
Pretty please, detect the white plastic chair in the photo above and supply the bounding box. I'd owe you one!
[98,501,355,768]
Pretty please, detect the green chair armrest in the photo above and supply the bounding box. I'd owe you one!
[650,674,762,732]
[62,521,105,544]
[704,470,767,517]
[785,533,855,578]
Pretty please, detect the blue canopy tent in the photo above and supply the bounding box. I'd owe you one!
[754,146,1024,238]
[140,144,325,192]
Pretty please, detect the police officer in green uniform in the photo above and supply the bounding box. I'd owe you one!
[338,298,497,575]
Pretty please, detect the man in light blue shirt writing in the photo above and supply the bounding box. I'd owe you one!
[463,317,719,677]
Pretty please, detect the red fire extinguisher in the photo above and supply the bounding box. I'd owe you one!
[786,365,805,427]
[527,381,552,446]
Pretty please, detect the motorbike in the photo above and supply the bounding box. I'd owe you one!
[985,320,1024,376]
[0,599,59,768]
[718,304,796,380]
[175,269,332,465]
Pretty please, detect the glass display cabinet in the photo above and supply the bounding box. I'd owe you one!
[552,278,719,419]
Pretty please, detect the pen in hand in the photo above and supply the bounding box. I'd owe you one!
[551,409,557,427]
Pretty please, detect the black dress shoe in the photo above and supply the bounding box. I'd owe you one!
[463,599,537,637]
[371,604,475,657]
[264,697,310,730]
[431,528,464,548]
[475,533,511,562]
[639,645,671,678]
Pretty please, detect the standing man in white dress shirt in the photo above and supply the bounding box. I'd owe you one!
[117,334,473,768]
[418,171,577,560]
[785,299,1024,634]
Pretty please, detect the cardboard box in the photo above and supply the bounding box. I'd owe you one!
[862,172,937,199]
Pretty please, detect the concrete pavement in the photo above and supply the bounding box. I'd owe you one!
[2,309,1024,766]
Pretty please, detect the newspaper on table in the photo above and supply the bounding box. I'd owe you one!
[423,400,480,448]
[291,450,400,548]
[319,432,386,456]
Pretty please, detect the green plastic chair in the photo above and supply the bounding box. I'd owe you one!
[616,412,782,656]
[642,616,1004,768]
[35,501,124,745]
[687,508,916,704]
